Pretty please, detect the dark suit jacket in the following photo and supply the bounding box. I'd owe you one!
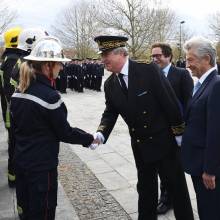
[181,70,220,176]
[167,65,193,113]
[217,63,220,74]
[97,59,184,162]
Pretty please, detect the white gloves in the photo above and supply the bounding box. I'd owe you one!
[93,132,105,144]
[89,132,105,150]
[175,135,182,147]
[89,143,99,150]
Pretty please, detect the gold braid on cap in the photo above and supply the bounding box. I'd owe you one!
[98,40,126,50]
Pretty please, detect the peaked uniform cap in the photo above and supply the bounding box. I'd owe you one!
[94,35,128,53]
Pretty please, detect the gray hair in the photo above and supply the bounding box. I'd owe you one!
[112,47,129,56]
[183,36,216,67]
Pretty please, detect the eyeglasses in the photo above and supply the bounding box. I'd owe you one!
[151,54,163,59]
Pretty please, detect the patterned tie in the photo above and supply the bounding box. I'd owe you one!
[193,81,201,96]
[118,73,128,97]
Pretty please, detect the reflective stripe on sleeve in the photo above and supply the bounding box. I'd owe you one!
[0,70,4,87]
[12,93,63,110]
[10,78,18,88]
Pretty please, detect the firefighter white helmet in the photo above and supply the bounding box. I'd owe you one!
[17,27,48,52]
[24,36,70,62]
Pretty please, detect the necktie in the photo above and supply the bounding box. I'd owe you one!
[118,73,128,97]
[193,81,201,96]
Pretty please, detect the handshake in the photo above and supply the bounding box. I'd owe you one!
[89,132,105,150]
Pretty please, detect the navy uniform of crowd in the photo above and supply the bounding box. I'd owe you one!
[58,58,104,93]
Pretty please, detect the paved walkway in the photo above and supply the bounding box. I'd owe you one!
[0,73,199,220]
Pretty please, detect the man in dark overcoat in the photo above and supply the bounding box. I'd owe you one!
[151,42,194,214]
[93,35,194,220]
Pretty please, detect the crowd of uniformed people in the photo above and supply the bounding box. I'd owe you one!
[56,58,104,93]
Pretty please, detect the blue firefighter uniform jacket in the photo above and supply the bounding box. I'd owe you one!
[10,73,93,172]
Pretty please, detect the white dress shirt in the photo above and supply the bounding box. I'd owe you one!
[117,58,129,87]
[162,63,172,77]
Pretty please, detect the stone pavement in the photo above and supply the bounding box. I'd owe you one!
[0,72,199,220]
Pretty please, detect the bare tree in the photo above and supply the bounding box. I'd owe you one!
[0,0,18,34]
[95,0,178,58]
[52,0,101,59]
[209,12,220,41]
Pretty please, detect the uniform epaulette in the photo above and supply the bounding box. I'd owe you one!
[171,122,185,135]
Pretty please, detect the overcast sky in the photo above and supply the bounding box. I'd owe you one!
[7,0,220,37]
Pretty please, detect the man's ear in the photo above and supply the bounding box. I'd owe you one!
[203,54,211,64]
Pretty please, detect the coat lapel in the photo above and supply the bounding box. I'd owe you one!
[128,60,139,125]
[191,71,216,104]
[185,71,216,118]
[112,74,128,105]
[167,65,175,80]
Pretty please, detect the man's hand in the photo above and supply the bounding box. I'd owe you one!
[202,172,216,190]
[175,135,182,147]
[93,132,105,144]
[89,132,105,150]
[89,143,99,150]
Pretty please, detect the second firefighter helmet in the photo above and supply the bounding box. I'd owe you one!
[24,36,70,62]
[17,27,49,52]
[4,26,22,48]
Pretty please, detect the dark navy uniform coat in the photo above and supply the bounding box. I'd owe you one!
[97,60,184,162]
[11,74,93,172]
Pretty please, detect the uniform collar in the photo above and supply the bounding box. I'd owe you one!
[198,66,216,85]
[119,57,129,76]
[36,73,56,89]
[162,63,171,77]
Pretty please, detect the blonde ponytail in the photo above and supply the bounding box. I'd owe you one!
[18,61,36,93]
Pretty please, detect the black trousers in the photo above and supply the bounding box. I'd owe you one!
[157,149,182,205]
[95,76,103,91]
[8,126,15,177]
[15,167,58,220]
[134,147,194,220]
[191,176,220,220]
[0,90,15,183]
